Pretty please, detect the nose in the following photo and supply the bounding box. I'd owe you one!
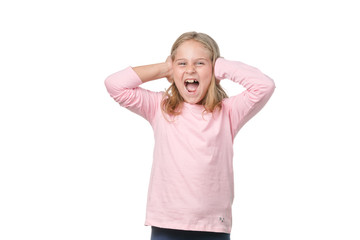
[185,64,196,74]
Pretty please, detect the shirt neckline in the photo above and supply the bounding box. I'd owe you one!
[183,102,205,110]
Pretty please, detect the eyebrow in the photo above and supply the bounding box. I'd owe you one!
[175,58,209,62]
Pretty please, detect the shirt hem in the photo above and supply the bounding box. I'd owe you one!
[144,220,231,234]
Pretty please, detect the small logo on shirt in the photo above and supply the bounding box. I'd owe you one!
[219,217,225,222]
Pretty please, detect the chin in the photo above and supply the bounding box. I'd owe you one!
[186,100,200,104]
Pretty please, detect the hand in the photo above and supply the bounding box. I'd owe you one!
[214,57,223,84]
[165,56,174,83]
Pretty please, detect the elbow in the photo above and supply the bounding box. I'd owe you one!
[249,77,275,104]
[104,73,125,98]
[104,74,115,94]
[267,78,276,95]
[263,73,276,91]
[104,76,110,89]
[262,75,276,97]
[105,79,136,107]
[261,79,276,104]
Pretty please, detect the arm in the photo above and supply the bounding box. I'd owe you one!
[104,58,173,122]
[133,57,173,83]
[215,58,275,137]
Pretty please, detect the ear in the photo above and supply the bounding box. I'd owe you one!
[167,75,174,83]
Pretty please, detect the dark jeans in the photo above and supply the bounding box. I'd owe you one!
[151,226,231,240]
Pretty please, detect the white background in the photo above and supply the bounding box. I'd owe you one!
[1,0,359,239]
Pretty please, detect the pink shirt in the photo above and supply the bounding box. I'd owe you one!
[105,58,275,233]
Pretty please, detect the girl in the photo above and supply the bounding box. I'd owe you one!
[105,31,275,240]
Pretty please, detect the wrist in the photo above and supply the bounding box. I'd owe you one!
[214,57,227,80]
[161,62,172,79]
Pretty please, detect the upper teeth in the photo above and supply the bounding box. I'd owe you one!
[185,80,198,83]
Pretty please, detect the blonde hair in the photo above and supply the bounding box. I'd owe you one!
[161,31,228,116]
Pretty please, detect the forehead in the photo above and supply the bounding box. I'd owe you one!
[175,40,211,59]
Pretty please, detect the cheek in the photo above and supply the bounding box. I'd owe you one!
[200,68,213,84]
[173,73,183,87]
[172,69,185,89]
[173,68,184,80]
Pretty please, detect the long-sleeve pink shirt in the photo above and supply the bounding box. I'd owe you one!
[104,58,275,233]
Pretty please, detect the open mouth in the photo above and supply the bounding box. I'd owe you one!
[185,79,199,93]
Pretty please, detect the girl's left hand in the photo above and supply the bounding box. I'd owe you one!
[165,56,174,83]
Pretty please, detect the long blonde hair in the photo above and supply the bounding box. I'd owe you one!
[161,31,228,116]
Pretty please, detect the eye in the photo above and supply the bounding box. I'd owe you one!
[196,61,205,65]
[178,62,186,66]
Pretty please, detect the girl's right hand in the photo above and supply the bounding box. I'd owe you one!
[165,56,174,83]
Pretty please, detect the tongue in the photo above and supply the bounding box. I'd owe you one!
[186,83,199,92]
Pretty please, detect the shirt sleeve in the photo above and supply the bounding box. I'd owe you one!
[104,66,161,124]
[214,58,276,138]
